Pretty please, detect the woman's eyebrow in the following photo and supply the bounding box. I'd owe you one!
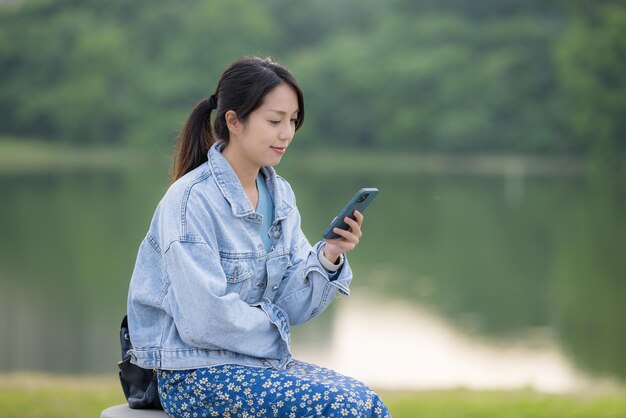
[268,109,299,115]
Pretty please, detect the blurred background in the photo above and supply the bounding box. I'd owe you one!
[0,0,624,395]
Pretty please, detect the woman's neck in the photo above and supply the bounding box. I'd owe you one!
[222,144,260,207]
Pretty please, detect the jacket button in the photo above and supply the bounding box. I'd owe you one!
[273,230,281,238]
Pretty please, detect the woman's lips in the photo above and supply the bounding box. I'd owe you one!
[271,146,286,155]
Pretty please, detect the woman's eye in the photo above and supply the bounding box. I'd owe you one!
[269,120,281,125]
[290,118,298,124]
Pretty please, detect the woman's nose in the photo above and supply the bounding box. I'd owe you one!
[278,123,294,141]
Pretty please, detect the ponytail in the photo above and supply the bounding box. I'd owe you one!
[171,96,217,182]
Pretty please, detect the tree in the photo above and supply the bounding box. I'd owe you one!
[555,1,626,173]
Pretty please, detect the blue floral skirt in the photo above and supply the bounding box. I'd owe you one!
[157,360,391,417]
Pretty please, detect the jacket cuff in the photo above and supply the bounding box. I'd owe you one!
[254,300,292,358]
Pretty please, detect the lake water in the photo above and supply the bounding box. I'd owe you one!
[0,153,624,393]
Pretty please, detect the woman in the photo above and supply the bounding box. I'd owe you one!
[127,56,390,417]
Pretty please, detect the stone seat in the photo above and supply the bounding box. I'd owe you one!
[101,404,168,418]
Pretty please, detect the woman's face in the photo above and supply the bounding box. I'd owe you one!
[226,82,300,170]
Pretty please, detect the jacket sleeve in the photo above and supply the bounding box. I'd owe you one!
[163,237,291,360]
[273,207,353,326]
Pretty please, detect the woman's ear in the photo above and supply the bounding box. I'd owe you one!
[225,110,241,135]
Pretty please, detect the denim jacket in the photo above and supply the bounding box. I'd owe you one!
[126,143,352,371]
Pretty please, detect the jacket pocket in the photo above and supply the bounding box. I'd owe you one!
[222,261,254,283]
[221,258,256,298]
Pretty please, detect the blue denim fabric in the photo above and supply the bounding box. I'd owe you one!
[256,173,274,252]
[127,143,352,371]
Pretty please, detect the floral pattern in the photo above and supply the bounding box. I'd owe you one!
[158,360,391,417]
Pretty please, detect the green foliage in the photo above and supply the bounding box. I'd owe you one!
[0,0,624,161]
[555,0,626,171]
[0,1,134,144]
[0,0,277,146]
[294,12,565,153]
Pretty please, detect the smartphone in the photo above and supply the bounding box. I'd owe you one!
[322,188,379,239]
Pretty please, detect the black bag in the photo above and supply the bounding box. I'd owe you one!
[118,315,163,410]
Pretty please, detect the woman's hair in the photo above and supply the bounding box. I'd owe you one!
[171,56,305,182]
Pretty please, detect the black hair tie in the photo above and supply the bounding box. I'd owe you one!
[207,94,218,110]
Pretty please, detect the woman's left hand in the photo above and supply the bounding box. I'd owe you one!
[322,210,364,264]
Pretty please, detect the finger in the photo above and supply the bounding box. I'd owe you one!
[332,227,360,245]
[343,216,362,237]
[332,227,352,240]
[353,210,364,225]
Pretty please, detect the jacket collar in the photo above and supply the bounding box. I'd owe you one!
[207,142,294,220]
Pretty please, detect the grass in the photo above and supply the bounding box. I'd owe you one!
[0,373,126,418]
[1,374,625,418]
[380,390,626,418]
